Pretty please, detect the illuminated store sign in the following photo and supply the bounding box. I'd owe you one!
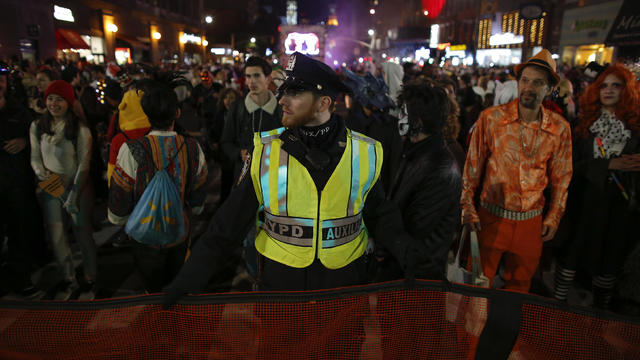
[54,5,75,22]
[489,33,524,46]
[429,24,439,48]
[180,33,202,45]
[284,32,320,55]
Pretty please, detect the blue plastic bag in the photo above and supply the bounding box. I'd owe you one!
[125,169,186,247]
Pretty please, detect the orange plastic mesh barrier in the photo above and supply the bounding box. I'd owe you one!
[0,280,639,359]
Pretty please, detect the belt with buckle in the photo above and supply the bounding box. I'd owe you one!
[481,202,542,221]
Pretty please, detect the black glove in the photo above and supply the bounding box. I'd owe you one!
[161,242,219,309]
[162,285,188,310]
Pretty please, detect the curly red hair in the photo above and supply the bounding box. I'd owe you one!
[575,64,640,138]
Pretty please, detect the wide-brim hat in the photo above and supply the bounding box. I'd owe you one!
[514,49,560,85]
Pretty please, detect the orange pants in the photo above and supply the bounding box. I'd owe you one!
[476,206,543,292]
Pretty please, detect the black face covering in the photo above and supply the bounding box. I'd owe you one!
[288,116,340,171]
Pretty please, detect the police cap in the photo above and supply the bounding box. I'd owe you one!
[279,52,350,100]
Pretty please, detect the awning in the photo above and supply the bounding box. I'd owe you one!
[55,28,90,50]
[116,35,150,50]
[606,0,640,45]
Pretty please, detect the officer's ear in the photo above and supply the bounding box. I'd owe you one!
[315,95,332,113]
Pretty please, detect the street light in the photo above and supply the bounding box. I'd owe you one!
[202,39,209,47]
[152,31,161,40]
[250,37,256,43]
[205,15,213,24]
[423,10,429,16]
[369,8,375,15]
[368,29,375,36]
[107,23,118,33]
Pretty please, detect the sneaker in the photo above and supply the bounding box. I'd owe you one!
[55,281,79,301]
[20,286,45,300]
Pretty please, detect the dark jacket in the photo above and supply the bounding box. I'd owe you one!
[220,96,283,163]
[0,100,35,187]
[345,108,402,194]
[560,132,640,275]
[385,134,462,280]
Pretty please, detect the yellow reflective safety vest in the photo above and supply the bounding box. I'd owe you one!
[250,127,383,269]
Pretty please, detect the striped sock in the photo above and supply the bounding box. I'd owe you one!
[593,275,616,309]
[554,267,576,301]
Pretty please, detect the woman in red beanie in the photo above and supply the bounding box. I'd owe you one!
[29,80,96,300]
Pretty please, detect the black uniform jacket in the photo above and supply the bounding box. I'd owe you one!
[164,115,415,301]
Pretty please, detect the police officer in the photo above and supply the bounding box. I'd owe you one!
[163,53,415,303]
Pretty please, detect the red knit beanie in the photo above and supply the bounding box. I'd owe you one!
[44,80,75,106]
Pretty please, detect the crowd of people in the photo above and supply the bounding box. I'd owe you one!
[0,49,638,317]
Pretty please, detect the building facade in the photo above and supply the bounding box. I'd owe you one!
[0,0,207,65]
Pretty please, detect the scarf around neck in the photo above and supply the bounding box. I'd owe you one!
[589,109,631,159]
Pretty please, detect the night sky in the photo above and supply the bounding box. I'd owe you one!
[261,0,330,25]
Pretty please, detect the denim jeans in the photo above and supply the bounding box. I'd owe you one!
[38,184,96,283]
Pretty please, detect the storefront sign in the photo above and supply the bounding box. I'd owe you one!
[19,39,35,52]
[450,44,467,51]
[429,24,439,48]
[559,0,624,46]
[489,33,524,46]
[180,33,202,45]
[437,42,450,50]
[605,0,640,45]
[284,32,320,55]
[53,5,75,22]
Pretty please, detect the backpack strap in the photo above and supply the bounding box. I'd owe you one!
[140,135,186,173]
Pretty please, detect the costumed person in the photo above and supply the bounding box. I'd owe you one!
[107,84,208,293]
[343,68,402,192]
[29,80,96,300]
[461,49,573,293]
[105,83,151,185]
[554,64,640,309]
[381,61,404,120]
[378,80,462,282]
